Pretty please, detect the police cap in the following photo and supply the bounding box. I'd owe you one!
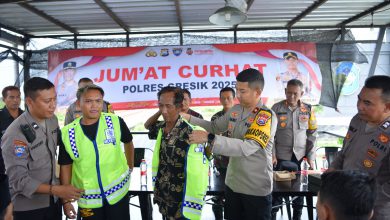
[283,52,298,60]
[63,61,77,69]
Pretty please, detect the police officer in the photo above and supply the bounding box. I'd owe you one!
[275,52,310,97]
[59,84,134,220]
[210,87,235,220]
[64,78,114,125]
[184,68,277,220]
[0,86,23,220]
[57,61,78,107]
[271,79,317,220]
[1,77,83,220]
[329,75,390,220]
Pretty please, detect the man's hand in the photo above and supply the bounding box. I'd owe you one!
[52,184,84,201]
[189,130,208,144]
[180,112,191,121]
[63,202,77,219]
[272,155,278,166]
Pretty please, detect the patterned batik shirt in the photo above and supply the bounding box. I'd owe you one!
[153,116,192,219]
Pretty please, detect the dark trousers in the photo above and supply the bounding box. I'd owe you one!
[212,168,226,220]
[77,194,130,220]
[272,155,304,218]
[225,186,272,220]
[13,197,62,220]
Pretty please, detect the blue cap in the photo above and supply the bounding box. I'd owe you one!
[63,61,77,69]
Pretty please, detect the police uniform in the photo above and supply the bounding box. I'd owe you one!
[330,115,390,220]
[275,52,311,96]
[190,100,277,219]
[210,110,229,220]
[272,100,317,162]
[0,107,23,216]
[64,100,114,125]
[57,61,78,107]
[271,100,317,219]
[1,111,61,219]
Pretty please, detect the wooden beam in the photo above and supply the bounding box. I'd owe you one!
[174,0,183,31]
[338,1,390,27]
[94,0,129,32]
[286,0,327,28]
[18,2,77,34]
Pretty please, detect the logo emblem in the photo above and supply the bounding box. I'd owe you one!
[186,48,193,55]
[14,146,26,157]
[145,50,157,57]
[379,134,389,144]
[230,112,238,118]
[256,112,270,126]
[363,159,373,168]
[160,48,169,57]
[172,48,182,56]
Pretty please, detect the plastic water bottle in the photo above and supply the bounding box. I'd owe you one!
[301,158,309,186]
[140,159,147,188]
[321,156,328,172]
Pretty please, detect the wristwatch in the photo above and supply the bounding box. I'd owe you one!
[207,133,215,144]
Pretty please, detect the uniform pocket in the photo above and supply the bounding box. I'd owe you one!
[28,142,48,170]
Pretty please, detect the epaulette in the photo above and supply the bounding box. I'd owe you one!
[380,120,390,132]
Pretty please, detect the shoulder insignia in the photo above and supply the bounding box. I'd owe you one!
[380,121,390,130]
[244,109,272,149]
[252,107,260,114]
[14,140,27,157]
[256,111,271,126]
[230,111,238,118]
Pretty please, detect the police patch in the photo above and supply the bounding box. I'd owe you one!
[14,146,26,157]
[245,110,272,149]
[279,115,287,121]
[363,159,373,168]
[367,148,378,159]
[379,133,389,144]
[256,111,271,126]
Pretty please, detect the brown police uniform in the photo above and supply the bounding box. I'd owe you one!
[190,100,277,219]
[331,115,390,220]
[271,100,317,162]
[1,111,60,213]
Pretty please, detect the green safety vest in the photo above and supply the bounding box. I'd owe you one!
[62,113,130,208]
[152,120,210,220]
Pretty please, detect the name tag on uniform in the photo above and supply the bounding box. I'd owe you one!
[104,128,116,145]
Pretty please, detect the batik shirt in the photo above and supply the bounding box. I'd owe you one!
[153,116,192,219]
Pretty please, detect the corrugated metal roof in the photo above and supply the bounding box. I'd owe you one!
[0,0,389,37]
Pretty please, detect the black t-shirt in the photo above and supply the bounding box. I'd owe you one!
[58,117,132,165]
